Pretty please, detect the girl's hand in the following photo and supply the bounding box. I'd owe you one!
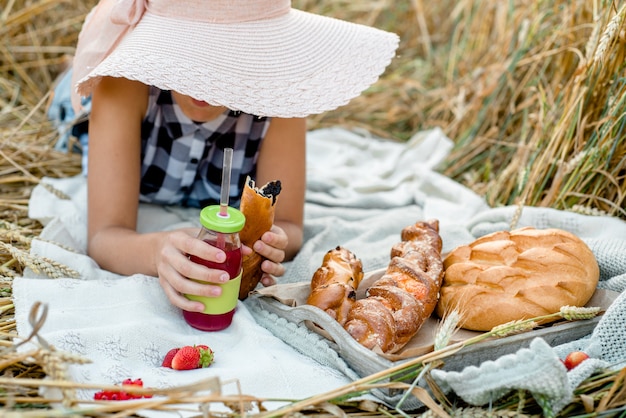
[155,228,230,312]
[250,224,288,286]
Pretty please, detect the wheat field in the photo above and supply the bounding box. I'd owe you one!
[1,0,625,416]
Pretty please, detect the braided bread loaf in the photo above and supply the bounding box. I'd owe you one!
[306,246,364,326]
[343,220,444,353]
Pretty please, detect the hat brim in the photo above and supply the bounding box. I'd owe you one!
[76,9,399,118]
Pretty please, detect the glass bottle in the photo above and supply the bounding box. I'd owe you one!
[183,205,245,331]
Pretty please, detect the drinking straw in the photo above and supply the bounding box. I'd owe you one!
[215,148,233,251]
[219,148,233,217]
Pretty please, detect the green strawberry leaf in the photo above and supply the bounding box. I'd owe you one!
[198,347,214,368]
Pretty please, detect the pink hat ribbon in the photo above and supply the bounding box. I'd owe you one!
[110,0,146,26]
[70,0,146,112]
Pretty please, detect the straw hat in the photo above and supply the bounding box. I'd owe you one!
[71,0,400,117]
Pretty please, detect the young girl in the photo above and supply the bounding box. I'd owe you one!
[69,0,399,314]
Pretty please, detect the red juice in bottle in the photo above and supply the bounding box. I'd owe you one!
[183,206,245,331]
[189,243,242,279]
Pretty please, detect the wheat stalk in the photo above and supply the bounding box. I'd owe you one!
[0,242,79,278]
[491,320,538,337]
[1,229,32,246]
[433,309,461,351]
[593,3,626,64]
[585,15,602,62]
[0,268,17,279]
[569,204,610,216]
[560,305,601,320]
[38,182,71,200]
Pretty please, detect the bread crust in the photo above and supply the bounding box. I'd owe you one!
[343,220,444,353]
[238,176,281,300]
[239,177,280,247]
[435,227,600,331]
[306,246,364,326]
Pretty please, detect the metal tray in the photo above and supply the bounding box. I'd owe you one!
[247,269,615,404]
[249,291,602,374]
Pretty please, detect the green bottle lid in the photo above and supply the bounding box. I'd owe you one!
[199,205,246,233]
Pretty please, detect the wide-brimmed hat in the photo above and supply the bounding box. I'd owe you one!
[70,0,400,117]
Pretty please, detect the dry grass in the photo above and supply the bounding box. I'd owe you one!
[2,0,626,416]
[305,0,626,217]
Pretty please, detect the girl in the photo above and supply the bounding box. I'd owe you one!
[69,0,399,314]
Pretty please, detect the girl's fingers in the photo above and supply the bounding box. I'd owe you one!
[253,242,285,265]
[260,273,276,287]
[169,230,226,264]
[159,262,222,295]
[155,229,238,312]
[265,226,289,249]
[261,258,285,277]
[160,233,229,284]
[159,264,233,312]
[159,274,207,312]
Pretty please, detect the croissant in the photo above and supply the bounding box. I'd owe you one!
[306,246,364,326]
[343,220,444,353]
[238,176,281,300]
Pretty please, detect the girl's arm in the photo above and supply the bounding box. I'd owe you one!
[87,77,230,312]
[252,117,306,281]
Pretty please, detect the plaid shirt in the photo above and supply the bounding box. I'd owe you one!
[139,87,270,208]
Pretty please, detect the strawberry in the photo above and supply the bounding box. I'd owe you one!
[197,345,214,368]
[94,377,152,401]
[161,347,180,368]
[166,345,214,370]
[171,346,201,370]
[563,351,590,370]
[121,378,143,387]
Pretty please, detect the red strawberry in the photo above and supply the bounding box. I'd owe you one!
[563,351,590,370]
[161,348,180,368]
[94,377,151,401]
[171,346,201,370]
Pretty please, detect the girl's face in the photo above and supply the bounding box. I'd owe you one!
[171,91,228,122]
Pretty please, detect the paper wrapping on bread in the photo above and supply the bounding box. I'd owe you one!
[307,220,445,354]
[435,227,600,331]
[238,176,281,300]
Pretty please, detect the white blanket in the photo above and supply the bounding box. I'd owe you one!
[13,127,626,415]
